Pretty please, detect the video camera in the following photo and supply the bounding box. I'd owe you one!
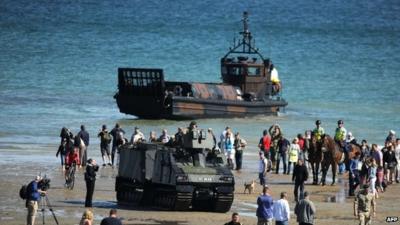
[38,176,51,192]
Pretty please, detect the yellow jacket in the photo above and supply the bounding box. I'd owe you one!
[289,144,300,162]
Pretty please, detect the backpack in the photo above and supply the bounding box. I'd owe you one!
[102,131,112,144]
[19,184,28,200]
[116,130,124,141]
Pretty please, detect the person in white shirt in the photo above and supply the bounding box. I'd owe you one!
[273,192,290,225]
[395,138,400,183]
[131,127,145,144]
[220,126,231,154]
[258,152,269,186]
[158,129,170,144]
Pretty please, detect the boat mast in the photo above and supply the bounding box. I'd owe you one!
[223,11,264,60]
[240,11,252,53]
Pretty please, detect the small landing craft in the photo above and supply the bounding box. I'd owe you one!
[114,12,288,119]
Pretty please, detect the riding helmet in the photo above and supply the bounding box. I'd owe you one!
[316,120,321,125]
[337,120,344,125]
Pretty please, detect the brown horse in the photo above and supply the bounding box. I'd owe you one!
[307,134,323,185]
[319,135,361,185]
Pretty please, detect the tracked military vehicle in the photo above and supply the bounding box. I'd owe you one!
[115,126,235,212]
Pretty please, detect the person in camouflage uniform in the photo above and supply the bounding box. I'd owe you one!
[354,184,376,225]
[269,124,282,170]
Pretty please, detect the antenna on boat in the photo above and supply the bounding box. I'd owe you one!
[240,11,252,53]
[242,11,249,36]
[222,11,264,60]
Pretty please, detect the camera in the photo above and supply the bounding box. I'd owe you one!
[38,177,51,191]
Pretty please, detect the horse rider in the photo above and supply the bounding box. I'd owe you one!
[335,120,350,170]
[312,120,325,142]
[334,120,347,148]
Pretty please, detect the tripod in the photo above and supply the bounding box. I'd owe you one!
[40,194,59,225]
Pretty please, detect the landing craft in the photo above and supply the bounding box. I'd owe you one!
[114,12,288,119]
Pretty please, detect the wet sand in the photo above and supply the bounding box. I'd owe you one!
[1,148,400,225]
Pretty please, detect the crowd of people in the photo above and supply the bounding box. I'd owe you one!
[227,186,316,225]
[57,122,250,171]
[24,120,400,225]
[253,120,399,225]
[79,208,122,225]
[256,120,399,192]
[25,174,121,225]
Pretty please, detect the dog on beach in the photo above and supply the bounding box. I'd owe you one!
[243,180,255,194]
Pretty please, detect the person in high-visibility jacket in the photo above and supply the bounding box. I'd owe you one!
[271,66,280,83]
[334,120,347,145]
[335,120,349,171]
[288,138,300,175]
[312,120,325,141]
[270,64,281,94]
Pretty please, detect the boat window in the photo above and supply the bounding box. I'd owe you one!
[222,66,227,75]
[228,67,244,76]
[247,67,260,76]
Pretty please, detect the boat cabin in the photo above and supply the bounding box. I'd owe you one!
[220,11,280,100]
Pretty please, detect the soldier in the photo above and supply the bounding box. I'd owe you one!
[188,121,197,131]
[269,124,282,170]
[174,128,185,147]
[354,184,376,225]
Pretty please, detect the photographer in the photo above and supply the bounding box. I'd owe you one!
[85,158,99,208]
[26,176,46,225]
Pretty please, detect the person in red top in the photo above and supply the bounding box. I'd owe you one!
[66,146,81,166]
[297,134,305,151]
[258,130,271,160]
[65,147,81,181]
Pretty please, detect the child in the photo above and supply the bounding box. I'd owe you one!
[288,138,300,175]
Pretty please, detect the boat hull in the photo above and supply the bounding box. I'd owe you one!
[115,93,287,119]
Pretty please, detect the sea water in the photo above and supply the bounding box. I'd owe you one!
[0,0,399,158]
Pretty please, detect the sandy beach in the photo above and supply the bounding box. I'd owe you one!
[1,0,400,224]
[1,145,399,225]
